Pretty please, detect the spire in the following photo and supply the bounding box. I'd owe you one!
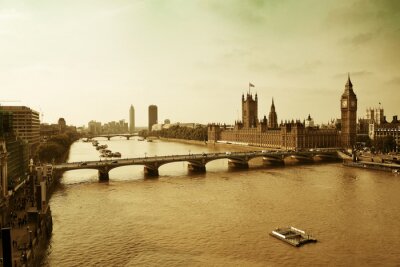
[343,72,356,98]
[270,97,275,112]
[346,73,353,88]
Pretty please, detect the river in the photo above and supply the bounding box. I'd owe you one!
[41,138,400,266]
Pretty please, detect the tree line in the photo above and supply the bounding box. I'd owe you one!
[37,131,80,163]
[140,125,208,141]
[357,135,397,153]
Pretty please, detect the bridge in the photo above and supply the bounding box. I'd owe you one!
[51,150,340,181]
[86,133,138,140]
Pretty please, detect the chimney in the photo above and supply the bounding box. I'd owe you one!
[392,115,398,123]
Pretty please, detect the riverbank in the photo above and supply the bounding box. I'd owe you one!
[343,160,400,173]
[0,136,77,266]
[159,137,266,152]
[0,173,53,267]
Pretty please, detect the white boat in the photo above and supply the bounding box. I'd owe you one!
[270,226,317,247]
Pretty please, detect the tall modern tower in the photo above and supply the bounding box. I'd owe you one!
[129,105,135,133]
[340,74,357,148]
[148,105,158,131]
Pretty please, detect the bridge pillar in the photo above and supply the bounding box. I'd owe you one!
[126,136,130,140]
[313,154,340,162]
[98,169,109,181]
[107,137,111,140]
[288,155,313,164]
[188,159,206,173]
[228,159,249,169]
[262,157,285,166]
[144,166,159,177]
[99,168,110,182]
[188,163,206,173]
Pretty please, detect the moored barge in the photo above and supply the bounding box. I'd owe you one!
[270,226,317,247]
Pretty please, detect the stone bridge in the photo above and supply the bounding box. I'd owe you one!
[86,133,138,140]
[51,150,341,181]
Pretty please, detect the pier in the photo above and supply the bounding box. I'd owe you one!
[343,160,400,172]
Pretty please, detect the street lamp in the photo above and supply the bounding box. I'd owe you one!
[145,152,147,158]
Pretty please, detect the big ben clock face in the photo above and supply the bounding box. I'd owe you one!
[350,100,356,107]
[342,99,348,108]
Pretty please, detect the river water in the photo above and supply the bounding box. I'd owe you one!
[41,138,400,266]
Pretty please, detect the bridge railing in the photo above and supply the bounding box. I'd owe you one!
[54,149,340,168]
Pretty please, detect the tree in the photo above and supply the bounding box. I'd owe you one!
[37,130,81,163]
[373,136,396,153]
[356,135,372,148]
[151,125,208,141]
[38,142,64,162]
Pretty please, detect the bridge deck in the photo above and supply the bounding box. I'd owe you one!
[52,150,340,172]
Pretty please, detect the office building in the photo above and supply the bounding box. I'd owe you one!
[148,105,158,131]
[129,105,135,133]
[0,106,40,148]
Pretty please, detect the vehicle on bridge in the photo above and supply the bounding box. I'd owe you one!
[112,152,121,157]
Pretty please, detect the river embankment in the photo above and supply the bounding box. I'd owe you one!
[159,137,266,152]
[13,135,80,266]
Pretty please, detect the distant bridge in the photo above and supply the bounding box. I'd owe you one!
[86,133,138,140]
[51,150,341,181]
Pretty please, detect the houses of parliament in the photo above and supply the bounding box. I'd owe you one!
[208,77,357,149]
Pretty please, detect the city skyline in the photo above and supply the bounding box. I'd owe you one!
[1,1,399,126]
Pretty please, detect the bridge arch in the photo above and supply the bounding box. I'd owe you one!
[57,168,99,183]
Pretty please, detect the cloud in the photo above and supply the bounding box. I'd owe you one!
[8,63,61,75]
[0,8,30,38]
[341,31,377,46]
[333,71,373,79]
[279,60,323,76]
[326,0,400,29]
[0,8,30,24]
[199,0,281,25]
[386,76,400,85]
[247,62,282,72]
[0,9,25,21]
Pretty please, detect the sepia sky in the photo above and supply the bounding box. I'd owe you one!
[1,0,399,127]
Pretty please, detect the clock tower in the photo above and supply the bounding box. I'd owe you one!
[341,74,357,148]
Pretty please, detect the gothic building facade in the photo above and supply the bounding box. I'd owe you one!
[208,77,357,149]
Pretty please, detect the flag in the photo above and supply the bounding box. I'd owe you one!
[249,82,255,87]
[379,102,381,105]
